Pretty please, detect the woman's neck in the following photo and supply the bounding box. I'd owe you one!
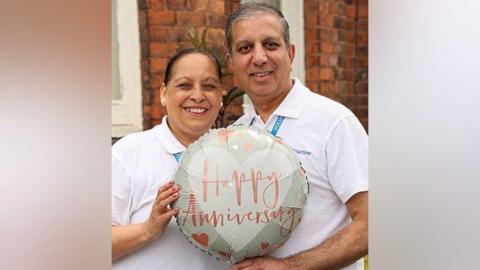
[166,119,199,147]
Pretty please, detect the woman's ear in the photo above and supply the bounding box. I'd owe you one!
[160,83,167,107]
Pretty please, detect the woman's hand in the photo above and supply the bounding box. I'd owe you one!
[142,181,180,241]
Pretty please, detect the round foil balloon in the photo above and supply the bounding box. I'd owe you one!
[172,125,309,264]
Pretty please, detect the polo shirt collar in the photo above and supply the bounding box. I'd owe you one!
[155,115,186,155]
[244,78,309,124]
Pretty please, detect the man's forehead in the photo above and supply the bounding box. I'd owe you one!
[231,14,283,41]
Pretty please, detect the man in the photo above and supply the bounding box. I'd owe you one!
[225,3,368,270]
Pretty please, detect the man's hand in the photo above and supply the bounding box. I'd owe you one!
[231,256,292,270]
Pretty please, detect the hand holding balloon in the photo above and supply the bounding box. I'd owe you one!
[143,181,180,240]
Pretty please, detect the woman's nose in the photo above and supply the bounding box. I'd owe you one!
[189,85,205,102]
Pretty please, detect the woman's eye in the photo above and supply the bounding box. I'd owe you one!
[177,83,192,90]
[202,84,217,91]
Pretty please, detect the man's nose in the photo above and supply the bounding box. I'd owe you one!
[252,45,267,66]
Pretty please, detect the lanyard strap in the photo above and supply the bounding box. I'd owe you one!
[270,115,285,136]
[250,115,285,136]
[173,152,183,163]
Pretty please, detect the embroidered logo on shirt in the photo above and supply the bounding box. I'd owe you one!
[292,148,312,155]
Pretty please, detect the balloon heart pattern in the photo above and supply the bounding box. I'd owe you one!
[172,126,309,264]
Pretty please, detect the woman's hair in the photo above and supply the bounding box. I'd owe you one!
[163,48,223,85]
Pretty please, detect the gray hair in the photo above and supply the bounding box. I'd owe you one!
[225,2,290,53]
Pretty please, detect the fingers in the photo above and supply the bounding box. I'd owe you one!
[153,181,180,209]
[231,259,255,270]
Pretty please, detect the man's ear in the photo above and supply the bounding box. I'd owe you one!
[225,53,233,70]
[288,44,296,64]
[160,83,167,107]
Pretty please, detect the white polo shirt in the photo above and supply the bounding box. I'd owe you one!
[112,116,227,270]
[235,79,368,270]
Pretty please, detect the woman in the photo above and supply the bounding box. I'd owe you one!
[112,48,226,269]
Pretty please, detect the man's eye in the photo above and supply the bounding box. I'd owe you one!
[238,45,251,54]
[265,42,279,49]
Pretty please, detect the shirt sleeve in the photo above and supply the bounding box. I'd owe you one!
[112,152,133,225]
[326,115,368,203]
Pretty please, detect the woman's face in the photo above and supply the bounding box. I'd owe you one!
[160,53,222,143]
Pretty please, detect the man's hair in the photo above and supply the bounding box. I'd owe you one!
[225,2,290,53]
[163,48,223,85]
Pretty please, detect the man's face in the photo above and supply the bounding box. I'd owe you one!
[227,14,295,103]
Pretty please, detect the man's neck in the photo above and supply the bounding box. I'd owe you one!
[252,79,294,123]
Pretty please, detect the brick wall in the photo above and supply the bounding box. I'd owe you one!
[137,0,368,130]
[304,0,368,130]
[137,0,240,129]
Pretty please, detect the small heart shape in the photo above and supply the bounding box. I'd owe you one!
[192,233,209,248]
[260,241,270,249]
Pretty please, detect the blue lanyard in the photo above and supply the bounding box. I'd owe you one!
[250,115,285,136]
[173,152,183,163]
[270,115,285,136]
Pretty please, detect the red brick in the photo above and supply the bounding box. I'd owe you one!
[357,93,369,107]
[151,73,165,89]
[357,19,368,31]
[152,86,162,103]
[191,0,208,11]
[306,56,319,68]
[345,45,355,56]
[319,68,335,80]
[149,42,178,57]
[319,15,334,28]
[357,45,368,57]
[177,11,206,26]
[359,5,368,18]
[304,0,318,13]
[208,0,225,14]
[320,1,330,15]
[305,42,317,55]
[148,26,168,42]
[304,12,318,26]
[166,0,188,10]
[148,10,176,25]
[207,14,227,28]
[358,32,368,44]
[146,0,166,10]
[329,2,338,15]
[319,55,330,66]
[150,57,169,73]
[320,42,335,54]
[167,26,189,42]
[151,104,165,119]
[358,57,368,67]
[206,28,225,44]
[346,5,356,18]
[305,29,318,41]
[358,0,369,6]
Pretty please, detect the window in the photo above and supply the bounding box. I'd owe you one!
[112,0,143,138]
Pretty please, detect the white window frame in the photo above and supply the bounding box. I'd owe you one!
[279,0,305,83]
[112,0,143,137]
